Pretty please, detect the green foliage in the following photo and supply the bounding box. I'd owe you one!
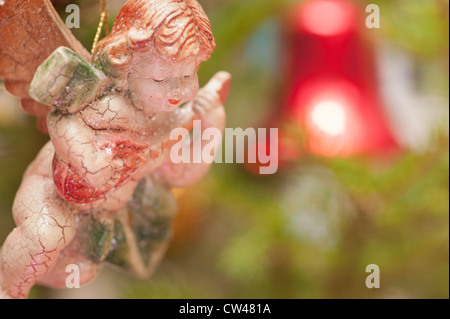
[375,0,449,57]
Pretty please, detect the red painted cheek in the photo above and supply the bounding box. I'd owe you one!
[148,94,163,103]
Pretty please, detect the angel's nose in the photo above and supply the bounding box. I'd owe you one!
[168,90,183,103]
[167,78,184,101]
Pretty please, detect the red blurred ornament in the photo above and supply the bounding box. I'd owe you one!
[283,0,398,157]
[244,0,398,175]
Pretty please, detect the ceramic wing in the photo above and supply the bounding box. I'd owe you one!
[0,0,90,131]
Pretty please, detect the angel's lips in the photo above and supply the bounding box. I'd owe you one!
[52,138,151,204]
[168,99,181,105]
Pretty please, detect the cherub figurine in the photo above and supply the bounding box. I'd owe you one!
[0,0,230,299]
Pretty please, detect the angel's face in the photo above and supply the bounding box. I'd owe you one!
[128,55,200,113]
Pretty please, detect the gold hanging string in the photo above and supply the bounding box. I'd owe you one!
[91,0,109,54]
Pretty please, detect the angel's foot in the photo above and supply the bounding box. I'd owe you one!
[0,253,12,299]
[0,285,12,299]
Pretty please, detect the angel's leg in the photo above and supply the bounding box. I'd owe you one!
[37,242,101,289]
[37,210,116,289]
[0,174,76,299]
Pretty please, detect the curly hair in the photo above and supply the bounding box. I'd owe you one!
[92,0,215,76]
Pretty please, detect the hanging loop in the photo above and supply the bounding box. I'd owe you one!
[92,0,109,54]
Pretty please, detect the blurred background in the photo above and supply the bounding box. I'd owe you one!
[0,0,448,298]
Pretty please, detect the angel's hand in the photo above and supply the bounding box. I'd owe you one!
[155,72,231,188]
[88,150,124,190]
[192,71,231,128]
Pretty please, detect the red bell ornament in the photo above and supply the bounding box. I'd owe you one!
[282,0,398,157]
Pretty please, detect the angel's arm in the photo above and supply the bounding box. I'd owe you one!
[47,111,123,189]
[156,72,231,188]
[29,46,119,190]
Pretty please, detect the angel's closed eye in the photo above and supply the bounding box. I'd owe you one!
[152,77,169,83]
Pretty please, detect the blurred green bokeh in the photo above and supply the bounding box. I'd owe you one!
[0,0,448,299]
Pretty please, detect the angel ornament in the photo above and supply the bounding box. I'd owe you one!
[0,0,230,299]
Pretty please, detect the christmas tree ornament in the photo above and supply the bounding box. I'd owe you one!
[283,0,397,157]
[0,0,231,299]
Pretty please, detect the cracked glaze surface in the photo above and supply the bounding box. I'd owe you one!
[0,0,230,298]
